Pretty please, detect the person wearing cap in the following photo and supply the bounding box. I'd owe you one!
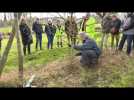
[73,32,101,67]
[45,19,56,49]
[118,13,134,56]
[19,18,33,55]
[110,15,121,50]
[55,20,64,47]
[32,18,43,50]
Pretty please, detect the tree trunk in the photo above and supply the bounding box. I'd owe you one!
[14,13,24,86]
[0,25,16,77]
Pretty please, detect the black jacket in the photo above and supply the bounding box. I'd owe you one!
[102,16,112,33]
[32,22,43,34]
[73,37,101,57]
[111,18,121,30]
[19,23,33,45]
[45,24,56,36]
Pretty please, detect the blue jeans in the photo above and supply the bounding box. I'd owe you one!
[126,35,134,54]
[47,34,54,49]
[36,33,42,50]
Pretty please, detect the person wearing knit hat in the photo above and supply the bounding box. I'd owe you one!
[73,32,101,67]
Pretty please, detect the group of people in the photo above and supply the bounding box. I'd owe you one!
[19,18,64,55]
[73,13,134,67]
[1,13,134,67]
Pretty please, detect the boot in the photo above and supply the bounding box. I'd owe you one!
[57,42,59,48]
[51,43,53,49]
[28,45,31,55]
[60,42,63,47]
[23,46,26,56]
[68,43,71,47]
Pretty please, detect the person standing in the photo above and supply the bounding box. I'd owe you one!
[45,19,56,49]
[32,18,43,50]
[118,13,134,56]
[110,15,121,50]
[19,18,33,55]
[81,14,97,38]
[55,20,64,48]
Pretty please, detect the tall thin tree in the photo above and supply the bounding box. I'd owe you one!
[14,13,24,86]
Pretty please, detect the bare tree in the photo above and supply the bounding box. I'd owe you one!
[0,21,16,77]
[14,13,24,86]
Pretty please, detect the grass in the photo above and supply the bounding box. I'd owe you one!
[0,26,12,34]
[0,27,70,73]
[1,26,134,87]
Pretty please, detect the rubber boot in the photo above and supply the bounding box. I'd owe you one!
[60,42,63,47]
[57,42,59,48]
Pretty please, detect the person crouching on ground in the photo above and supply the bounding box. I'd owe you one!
[19,18,33,56]
[73,32,101,67]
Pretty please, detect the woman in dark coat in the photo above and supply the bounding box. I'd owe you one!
[19,19,33,55]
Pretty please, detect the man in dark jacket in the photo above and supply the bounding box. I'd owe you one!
[19,18,33,55]
[73,32,101,67]
[118,13,134,55]
[32,18,43,50]
[110,15,121,49]
[45,19,56,49]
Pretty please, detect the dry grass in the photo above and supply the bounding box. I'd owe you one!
[0,49,134,87]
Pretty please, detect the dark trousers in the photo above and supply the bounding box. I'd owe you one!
[118,34,127,51]
[36,33,42,50]
[47,34,54,49]
[80,50,98,67]
[126,35,134,54]
[119,34,134,55]
[0,40,1,50]
[23,44,31,55]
